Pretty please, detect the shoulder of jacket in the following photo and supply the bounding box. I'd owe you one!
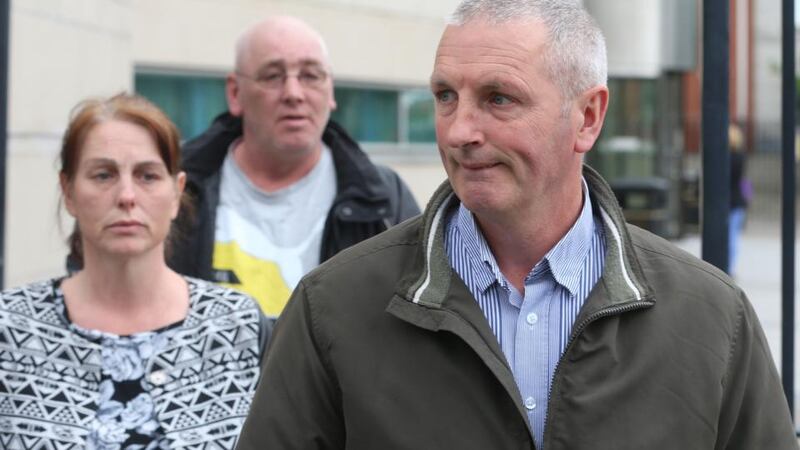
[627,224,745,303]
[306,215,422,281]
[181,114,241,178]
[373,163,400,181]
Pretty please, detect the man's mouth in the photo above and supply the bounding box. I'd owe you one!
[461,162,499,171]
[280,114,309,123]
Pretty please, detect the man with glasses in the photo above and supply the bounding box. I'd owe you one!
[169,16,419,317]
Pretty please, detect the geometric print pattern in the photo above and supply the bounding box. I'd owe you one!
[0,277,263,449]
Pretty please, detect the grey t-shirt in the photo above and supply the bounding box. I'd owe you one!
[213,144,336,316]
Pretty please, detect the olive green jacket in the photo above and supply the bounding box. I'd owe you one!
[236,166,797,450]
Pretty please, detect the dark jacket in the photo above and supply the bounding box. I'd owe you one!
[168,112,420,281]
[235,166,797,450]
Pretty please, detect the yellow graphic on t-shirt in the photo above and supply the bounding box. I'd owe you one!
[213,241,291,316]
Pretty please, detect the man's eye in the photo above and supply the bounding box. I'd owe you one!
[489,94,513,106]
[260,72,285,82]
[299,71,322,82]
[435,90,456,104]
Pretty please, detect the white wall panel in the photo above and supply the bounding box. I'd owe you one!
[585,0,662,78]
[7,0,133,285]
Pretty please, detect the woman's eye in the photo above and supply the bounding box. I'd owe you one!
[91,171,113,181]
[140,172,161,182]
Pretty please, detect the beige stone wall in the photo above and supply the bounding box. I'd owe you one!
[132,0,459,85]
[7,0,133,285]
[584,0,663,78]
[5,0,458,286]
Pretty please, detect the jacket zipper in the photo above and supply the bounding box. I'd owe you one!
[541,300,654,448]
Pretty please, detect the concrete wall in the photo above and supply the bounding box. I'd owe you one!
[132,0,458,86]
[7,0,134,285]
[585,0,698,78]
[585,0,663,78]
[4,0,458,286]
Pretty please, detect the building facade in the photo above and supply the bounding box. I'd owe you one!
[5,0,783,286]
[7,0,456,286]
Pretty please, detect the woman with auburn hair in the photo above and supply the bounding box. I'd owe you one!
[0,94,270,449]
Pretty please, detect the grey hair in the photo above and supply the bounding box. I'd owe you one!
[448,0,607,102]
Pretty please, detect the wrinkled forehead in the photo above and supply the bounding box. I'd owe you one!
[238,22,330,73]
[432,19,549,80]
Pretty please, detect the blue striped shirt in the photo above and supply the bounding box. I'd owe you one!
[444,180,605,448]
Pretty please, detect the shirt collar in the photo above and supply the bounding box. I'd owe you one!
[454,204,499,293]
[545,178,597,296]
[454,178,597,297]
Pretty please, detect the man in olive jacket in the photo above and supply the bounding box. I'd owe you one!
[235,1,798,449]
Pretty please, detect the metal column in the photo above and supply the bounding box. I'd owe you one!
[701,0,730,272]
[781,0,796,418]
[0,0,9,289]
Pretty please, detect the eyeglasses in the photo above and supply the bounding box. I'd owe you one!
[236,66,329,90]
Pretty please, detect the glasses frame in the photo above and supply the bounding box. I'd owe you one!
[235,65,330,91]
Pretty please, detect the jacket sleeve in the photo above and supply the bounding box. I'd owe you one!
[715,292,798,450]
[235,281,345,450]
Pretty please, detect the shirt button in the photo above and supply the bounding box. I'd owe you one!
[149,370,168,386]
[526,312,538,325]
[524,397,537,410]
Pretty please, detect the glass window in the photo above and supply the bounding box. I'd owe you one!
[587,78,658,180]
[135,72,227,141]
[404,90,436,143]
[135,72,437,146]
[332,87,398,142]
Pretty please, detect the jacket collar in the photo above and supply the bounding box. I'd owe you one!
[181,113,393,217]
[181,112,242,180]
[323,121,391,204]
[401,165,655,310]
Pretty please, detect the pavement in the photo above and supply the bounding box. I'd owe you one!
[671,217,800,427]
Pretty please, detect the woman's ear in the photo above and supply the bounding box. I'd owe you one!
[60,173,76,217]
[172,171,187,220]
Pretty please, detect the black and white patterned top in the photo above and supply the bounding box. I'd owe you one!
[0,277,264,450]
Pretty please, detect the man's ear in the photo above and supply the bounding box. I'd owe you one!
[328,79,337,111]
[226,73,244,117]
[574,85,609,154]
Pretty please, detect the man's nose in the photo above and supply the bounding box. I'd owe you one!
[281,74,306,103]
[443,103,484,150]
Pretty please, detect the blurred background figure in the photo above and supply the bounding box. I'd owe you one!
[0,94,268,449]
[169,16,420,317]
[728,123,750,276]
